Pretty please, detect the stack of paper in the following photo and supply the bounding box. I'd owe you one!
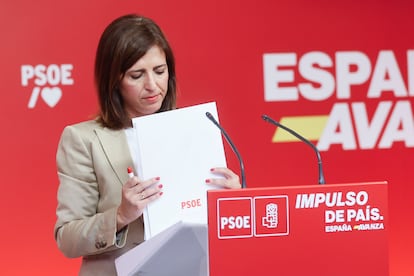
[131,102,227,240]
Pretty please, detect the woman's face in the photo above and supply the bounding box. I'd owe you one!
[120,45,169,118]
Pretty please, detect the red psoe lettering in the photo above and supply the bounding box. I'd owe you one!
[181,198,202,209]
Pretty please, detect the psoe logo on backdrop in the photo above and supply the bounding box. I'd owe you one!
[263,50,414,151]
[217,196,289,239]
[21,64,74,108]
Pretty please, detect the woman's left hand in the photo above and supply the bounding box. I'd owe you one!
[205,167,241,189]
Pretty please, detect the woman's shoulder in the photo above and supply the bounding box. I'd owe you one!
[59,119,126,151]
[59,119,104,141]
[61,119,125,141]
[63,119,102,132]
[68,119,101,129]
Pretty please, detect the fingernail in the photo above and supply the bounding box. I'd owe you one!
[155,176,160,181]
[159,192,163,196]
[205,179,211,183]
[210,168,215,171]
[158,184,163,189]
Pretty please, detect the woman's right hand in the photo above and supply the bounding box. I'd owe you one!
[116,175,163,230]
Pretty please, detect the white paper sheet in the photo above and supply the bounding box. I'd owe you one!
[131,102,226,239]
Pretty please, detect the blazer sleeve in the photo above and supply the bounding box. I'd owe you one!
[54,124,128,258]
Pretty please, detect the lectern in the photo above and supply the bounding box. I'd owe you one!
[116,181,388,276]
[115,221,208,276]
[207,181,389,276]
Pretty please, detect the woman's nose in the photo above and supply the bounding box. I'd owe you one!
[144,73,157,90]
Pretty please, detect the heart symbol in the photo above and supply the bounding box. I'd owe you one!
[41,87,62,107]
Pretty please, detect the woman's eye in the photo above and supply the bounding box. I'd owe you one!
[131,74,142,79]
[155,69,165,75]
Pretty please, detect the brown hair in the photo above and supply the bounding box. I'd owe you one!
[95,14,177,129]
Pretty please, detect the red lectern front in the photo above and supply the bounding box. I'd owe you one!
[207,181,389,276]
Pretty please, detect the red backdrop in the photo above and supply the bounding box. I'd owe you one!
[0,0,412,275]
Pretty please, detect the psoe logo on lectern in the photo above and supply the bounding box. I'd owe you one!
[254,196,289,237]
[217,197,253,239]
[216,195,290,239]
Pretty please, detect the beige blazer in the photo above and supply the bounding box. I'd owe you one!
[54,120,144,276]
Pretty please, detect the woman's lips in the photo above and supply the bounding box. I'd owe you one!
[143,94,160,103]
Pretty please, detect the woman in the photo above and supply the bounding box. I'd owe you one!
[54,14,241,275]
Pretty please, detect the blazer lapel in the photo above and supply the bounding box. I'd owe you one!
[94,127,134,186]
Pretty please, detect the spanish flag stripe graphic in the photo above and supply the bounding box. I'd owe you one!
[272,115,329,143]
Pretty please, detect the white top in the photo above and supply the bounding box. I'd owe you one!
[124,127,141,178]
